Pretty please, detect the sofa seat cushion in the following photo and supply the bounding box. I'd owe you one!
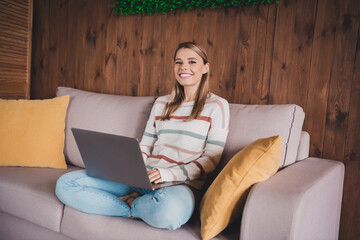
[56,87,156,168]
[61,206,240,240]
[0,166,80,232]
[0,211,73,240]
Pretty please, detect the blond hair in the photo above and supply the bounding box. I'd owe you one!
[160,42,210,121]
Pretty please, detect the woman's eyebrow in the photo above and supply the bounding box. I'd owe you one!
[175,57,199,61]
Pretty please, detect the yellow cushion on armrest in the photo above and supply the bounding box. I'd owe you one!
[200,135,282,240]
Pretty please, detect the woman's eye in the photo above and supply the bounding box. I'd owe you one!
[189,61,197,64]
[175,61,182,64]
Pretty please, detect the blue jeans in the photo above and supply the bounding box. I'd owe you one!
[55,170,195,230]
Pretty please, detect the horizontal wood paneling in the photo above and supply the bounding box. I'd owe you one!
[0,0,33,99]
[29,0,360,239]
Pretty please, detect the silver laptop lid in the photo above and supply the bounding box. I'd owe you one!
[71,128,154,190]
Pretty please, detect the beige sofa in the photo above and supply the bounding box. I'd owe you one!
[0,87,344,240]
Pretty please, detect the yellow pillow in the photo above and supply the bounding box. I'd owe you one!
[200,135,282,240]
[0,96,70,169]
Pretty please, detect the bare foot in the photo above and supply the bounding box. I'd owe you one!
[119,192,141,207]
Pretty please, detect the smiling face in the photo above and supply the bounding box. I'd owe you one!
[174,48,209,95]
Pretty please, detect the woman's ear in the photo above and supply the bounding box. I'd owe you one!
[202,63,209,74]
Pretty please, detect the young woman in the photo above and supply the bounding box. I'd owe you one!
[56,42,230,230]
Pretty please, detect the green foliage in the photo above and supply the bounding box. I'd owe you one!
[113,0,279,16]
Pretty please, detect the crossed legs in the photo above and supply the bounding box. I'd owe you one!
[55,170,194,230]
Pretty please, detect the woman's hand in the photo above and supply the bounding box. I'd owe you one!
[148,168,162,184]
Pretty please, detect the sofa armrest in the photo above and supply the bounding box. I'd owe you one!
[240,157,344,240]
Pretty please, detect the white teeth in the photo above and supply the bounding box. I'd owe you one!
[180,73,192,77]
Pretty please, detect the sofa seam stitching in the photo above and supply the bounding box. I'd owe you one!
[282,105,296,168]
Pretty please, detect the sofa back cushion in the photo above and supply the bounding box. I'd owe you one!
[56,87,155,168]
[216,104,305,175]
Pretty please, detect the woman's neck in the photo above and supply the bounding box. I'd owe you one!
[183,88,197,102]
[183,97,195,102]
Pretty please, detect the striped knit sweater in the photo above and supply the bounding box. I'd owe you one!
[139,93,230,183]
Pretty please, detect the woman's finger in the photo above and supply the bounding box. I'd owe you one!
[148,171,158,179]
[149,170,161,183]
[148,172,158,181]
[151,174,161,183]
[148,169,162,183]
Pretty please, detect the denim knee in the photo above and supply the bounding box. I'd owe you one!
[55,170,131,217]
[55,170,86,205]
[132,185,195,230]
[56,169,87,187]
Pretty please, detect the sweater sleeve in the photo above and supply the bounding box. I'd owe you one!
[157,99,230,182]
[139,100,159,163]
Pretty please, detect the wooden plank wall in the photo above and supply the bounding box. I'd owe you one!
[30,0,359,239]
[0,0,33,99]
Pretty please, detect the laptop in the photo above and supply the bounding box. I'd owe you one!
[71,128,184,190]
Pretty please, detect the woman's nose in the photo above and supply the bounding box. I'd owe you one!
[180,63,189,70]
